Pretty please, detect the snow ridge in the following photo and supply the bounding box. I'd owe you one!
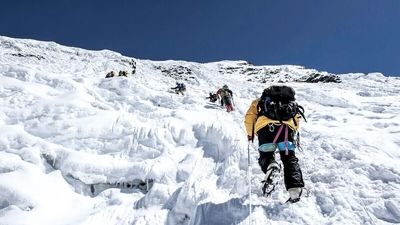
[1,36,400,225]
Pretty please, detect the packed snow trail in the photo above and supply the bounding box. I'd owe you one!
[0,36,400,225]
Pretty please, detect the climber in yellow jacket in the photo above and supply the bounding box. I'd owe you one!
[244,85,305,203]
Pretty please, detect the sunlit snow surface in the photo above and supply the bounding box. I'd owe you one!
[1,36,400,225]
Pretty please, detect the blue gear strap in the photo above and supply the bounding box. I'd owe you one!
[277,141,295,151]
[258,143,277,152]
[259,142,295,152]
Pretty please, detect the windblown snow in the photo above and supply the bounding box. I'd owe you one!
[0,36,400,225]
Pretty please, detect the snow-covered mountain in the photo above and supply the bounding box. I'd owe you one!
[0,36,399,225]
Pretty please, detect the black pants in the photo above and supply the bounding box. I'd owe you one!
[257,125,304,190]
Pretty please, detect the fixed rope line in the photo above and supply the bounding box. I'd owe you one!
[247,141,253,225]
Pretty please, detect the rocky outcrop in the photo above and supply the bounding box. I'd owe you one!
[155,65,197,82]
[297,73,342,83]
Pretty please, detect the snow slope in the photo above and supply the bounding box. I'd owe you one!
[0,36,400,225]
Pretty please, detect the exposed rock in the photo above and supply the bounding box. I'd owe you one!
[297,73,342,83]
[155,65,196,82]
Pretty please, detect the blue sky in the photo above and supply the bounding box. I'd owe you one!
[1,0,399,76]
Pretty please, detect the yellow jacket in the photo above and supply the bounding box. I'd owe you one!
[244,99,301,136]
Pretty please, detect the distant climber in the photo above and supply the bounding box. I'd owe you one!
[206,92,218,103]
[244,85,306,203]
[130,60,136,74]
[119,70,128,77]
[217,85,234,112]
[105,71,115,78]
[171,82,186,95]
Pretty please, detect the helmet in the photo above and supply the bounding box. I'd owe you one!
[223,84,228,89]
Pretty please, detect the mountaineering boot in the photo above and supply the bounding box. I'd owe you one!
[262,161,281,196]
[286,187,302,203]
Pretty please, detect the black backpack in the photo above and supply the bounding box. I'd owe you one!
[257,85,306,126]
